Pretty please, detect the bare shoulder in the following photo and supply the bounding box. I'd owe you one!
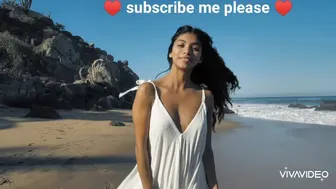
[137,82,155,95]
[132,82,156,132]
[204,89,214,109]
[134,82,156,103]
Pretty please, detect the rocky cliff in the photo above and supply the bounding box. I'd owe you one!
[0,2,139,111]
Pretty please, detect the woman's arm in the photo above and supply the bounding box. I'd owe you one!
[203,90,219,189]
[132,83,155,189]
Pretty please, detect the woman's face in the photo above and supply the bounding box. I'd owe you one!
[169,33,202,71]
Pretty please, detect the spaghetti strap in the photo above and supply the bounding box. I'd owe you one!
[118,79,152,98]
[147,81,158,99]
[201,88,205,103]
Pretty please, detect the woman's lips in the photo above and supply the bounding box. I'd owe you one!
[180,57,191,62]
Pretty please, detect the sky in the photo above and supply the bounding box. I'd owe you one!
[11,0,336,97]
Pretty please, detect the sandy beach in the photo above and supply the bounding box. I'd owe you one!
[0,106,138,189]
[1,106,335,189]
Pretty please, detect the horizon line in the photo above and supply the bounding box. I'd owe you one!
[232,95,336,99]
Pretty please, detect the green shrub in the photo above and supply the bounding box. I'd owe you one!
[0,31,34,74]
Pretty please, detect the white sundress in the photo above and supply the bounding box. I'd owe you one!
[117,80,209,189]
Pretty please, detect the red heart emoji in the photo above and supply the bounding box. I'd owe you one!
[275,0,292,16]
[104,0,121,16]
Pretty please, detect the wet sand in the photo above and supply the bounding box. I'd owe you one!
[0,106,335,189]
[214,116,336,189]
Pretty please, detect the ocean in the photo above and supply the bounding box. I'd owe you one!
[230,96,336,126]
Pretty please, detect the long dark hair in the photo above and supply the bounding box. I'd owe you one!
[155,25,241,131]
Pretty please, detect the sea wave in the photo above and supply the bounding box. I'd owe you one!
[231,103,336,126]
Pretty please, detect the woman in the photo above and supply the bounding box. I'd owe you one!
[117,25,240,189]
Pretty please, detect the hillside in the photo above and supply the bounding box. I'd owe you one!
[0,1,139,112]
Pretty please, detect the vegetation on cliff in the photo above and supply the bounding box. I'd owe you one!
[0,0,139,112]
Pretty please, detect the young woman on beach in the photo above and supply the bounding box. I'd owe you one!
[117,25,240,189]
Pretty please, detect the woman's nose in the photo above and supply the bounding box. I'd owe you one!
[183,46,192,55]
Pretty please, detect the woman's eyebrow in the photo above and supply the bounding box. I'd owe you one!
[176,39,200,46]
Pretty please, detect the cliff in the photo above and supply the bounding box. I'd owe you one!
[0,2,139,111]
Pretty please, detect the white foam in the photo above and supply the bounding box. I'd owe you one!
[231,103,336,126]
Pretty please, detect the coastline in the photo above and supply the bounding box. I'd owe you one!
[0,107,335,189]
